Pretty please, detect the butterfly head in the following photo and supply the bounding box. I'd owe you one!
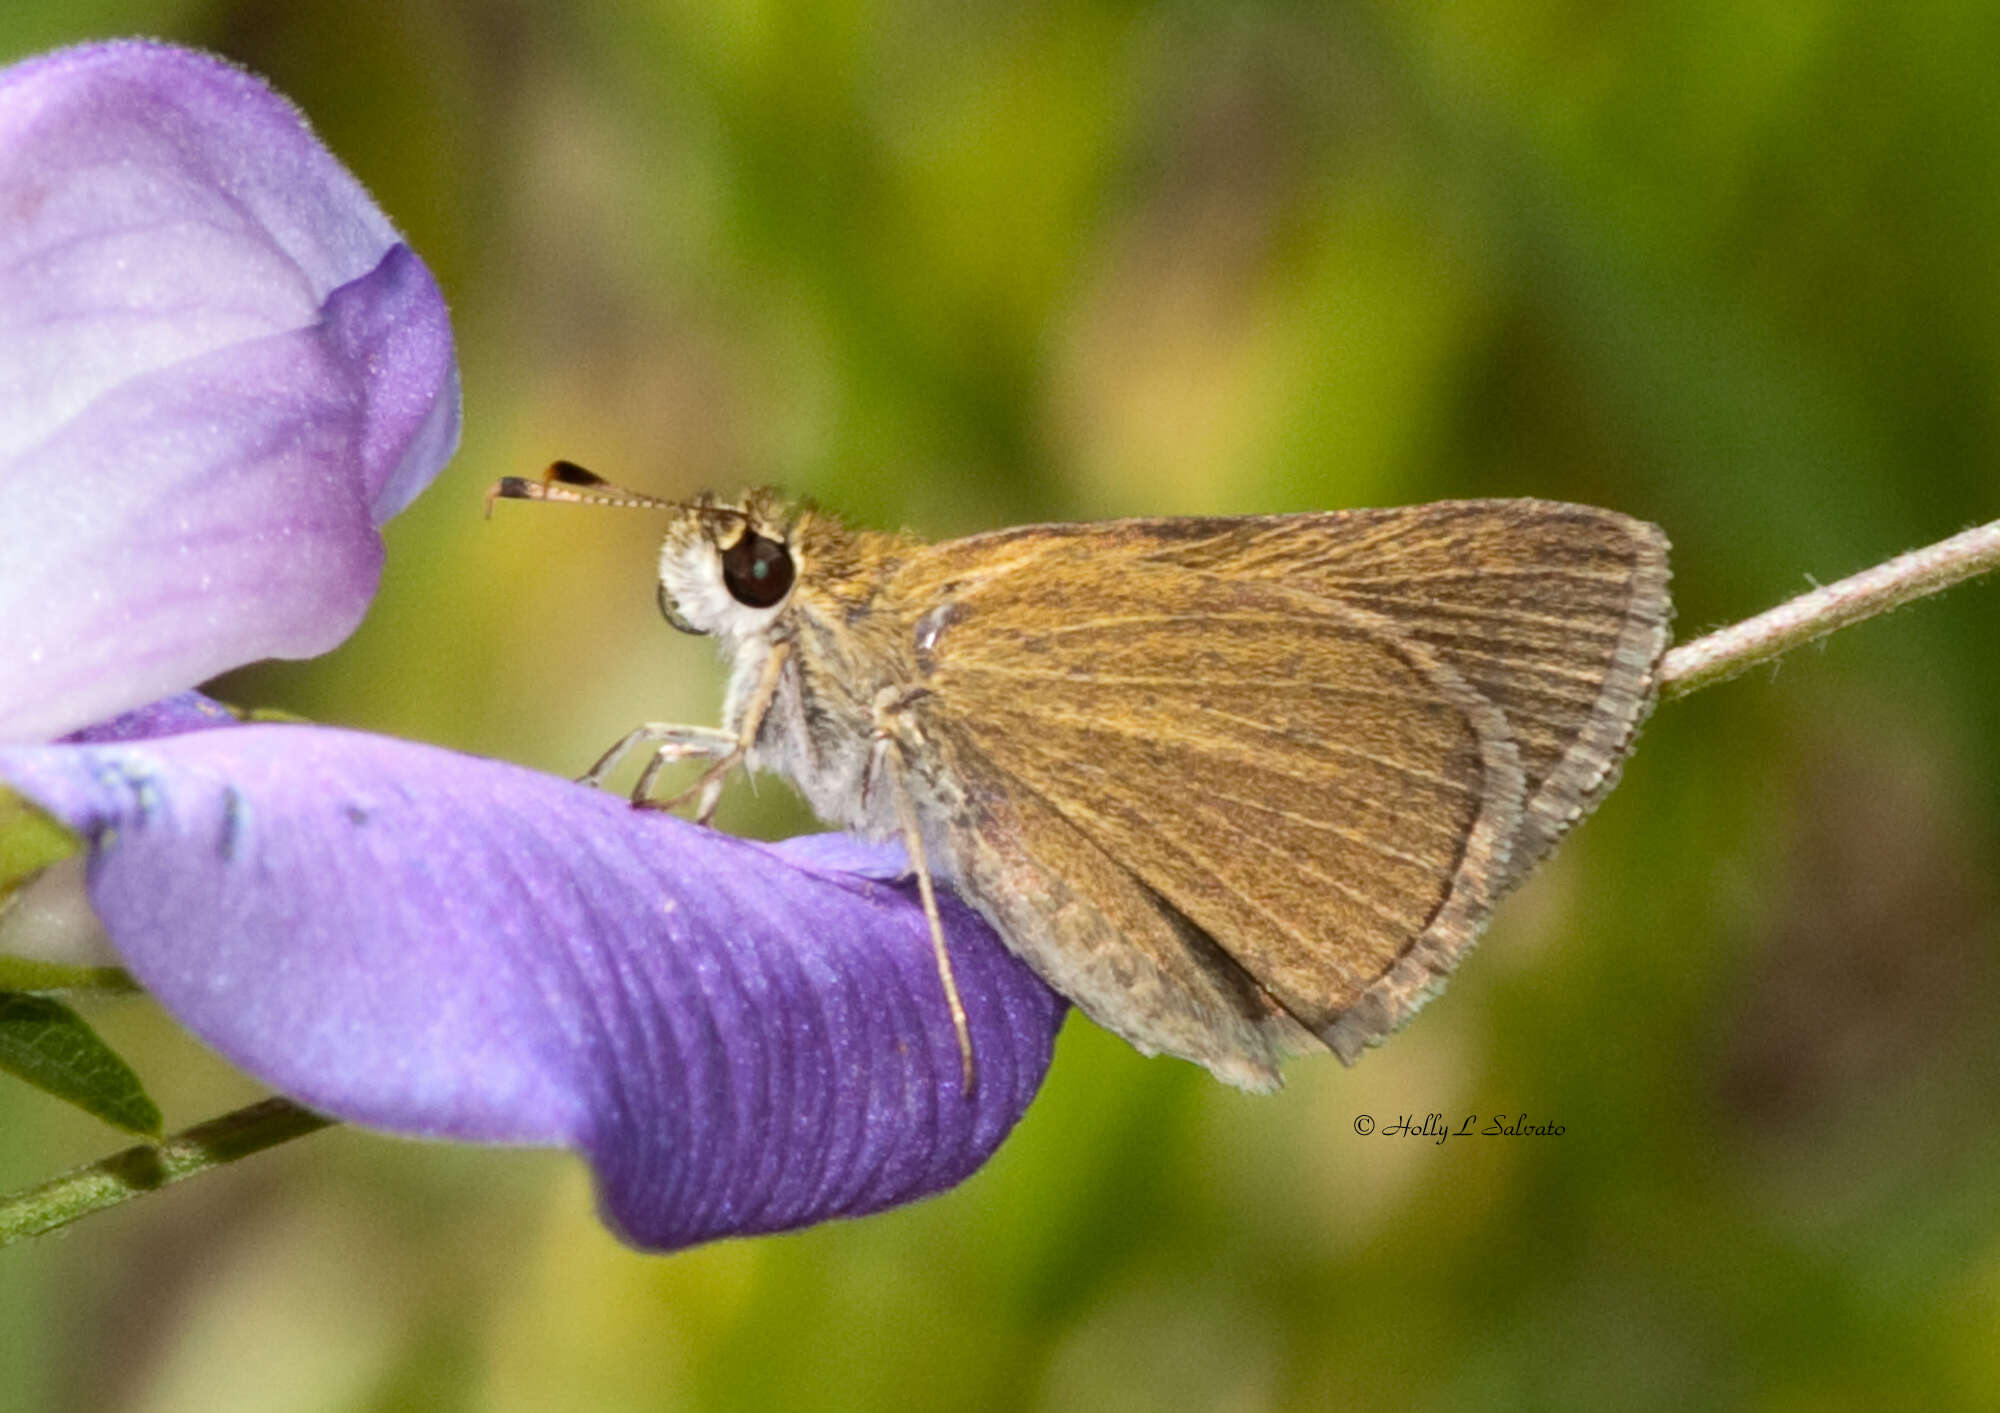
[486,461,906,651]
[654,488,805,641]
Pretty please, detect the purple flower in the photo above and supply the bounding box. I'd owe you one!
[0,720,1063,1247]
[0,42,1064,1250]
[0,40,459,744]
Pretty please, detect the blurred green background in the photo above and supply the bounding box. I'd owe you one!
[6,1,2000,1408]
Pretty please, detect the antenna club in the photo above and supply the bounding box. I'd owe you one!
[482,461,684,514]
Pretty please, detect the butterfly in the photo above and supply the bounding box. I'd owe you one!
[492,464,1671,1091]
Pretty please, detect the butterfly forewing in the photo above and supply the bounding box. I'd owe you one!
[887,501,1669,1079]
[923,568,1524,1028]
[1143,501,1672,890]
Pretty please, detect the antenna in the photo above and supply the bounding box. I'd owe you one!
[483,460,688,517]
[484,462,753,529]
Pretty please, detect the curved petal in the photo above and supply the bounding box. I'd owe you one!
[59,690,242,745]
[0,726,1065,1250]
[0,43,461,742]
[321,242,461,521]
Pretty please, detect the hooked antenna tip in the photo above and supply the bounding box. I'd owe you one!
[482,460,685,514]
[482,476,541,518]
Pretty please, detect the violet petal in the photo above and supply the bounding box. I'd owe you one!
[59,690,242,745]
[0,726,1065,1250]
[0,42,460,742]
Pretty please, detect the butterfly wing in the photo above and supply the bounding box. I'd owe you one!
[1134,499,1672,893]
[882,500,1663,1084]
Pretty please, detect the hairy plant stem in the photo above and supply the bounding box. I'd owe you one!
[1659,518,2000,699]
[0,1097,330,1248]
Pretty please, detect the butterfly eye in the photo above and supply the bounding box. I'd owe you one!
[721,530,796,608]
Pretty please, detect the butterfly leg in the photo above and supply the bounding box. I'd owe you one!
[582,723,734,791]
[870,695,976,1097]
[629,728,737,811]
[588,641,793,820]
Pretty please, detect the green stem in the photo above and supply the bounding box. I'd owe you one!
[0,1097,332,1248]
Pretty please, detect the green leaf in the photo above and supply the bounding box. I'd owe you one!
[0,991,163,1137]
[0,790,80,900]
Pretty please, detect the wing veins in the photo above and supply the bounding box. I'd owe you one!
[1330,565,1633,587]
[955,665,1475,706]
[1414,643,1618,687]
[1328,591,1633,635]
[958,662,1609,720]
[981,702,1477,854]
[1204,784,1444,873]
[993,604,1386,646]
[1005,698,1483,805]
[1055,773,1422,955]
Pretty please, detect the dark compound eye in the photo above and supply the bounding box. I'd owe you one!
[720,529,796,608]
